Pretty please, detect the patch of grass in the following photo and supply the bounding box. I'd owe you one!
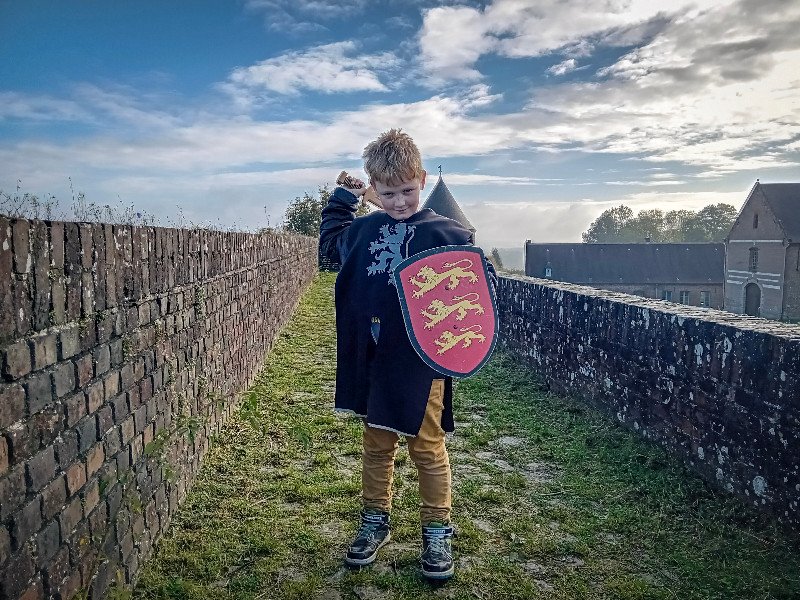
[135,272,800,600]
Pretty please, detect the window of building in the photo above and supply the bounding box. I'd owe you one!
[544,266,552,278]
[753,213,759,229]
[749,247,759,272]
[700,291,710,307]
[661,290,673,301]
[679,290,690,304]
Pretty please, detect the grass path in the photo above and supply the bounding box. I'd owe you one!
[134,272,800,600]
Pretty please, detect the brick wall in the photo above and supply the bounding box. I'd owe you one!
[0,217,318,599]
[497,274,800,530]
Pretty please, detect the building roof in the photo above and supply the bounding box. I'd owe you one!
[422,176,475,232]
[525,243,725,284]
[757,183,800,240]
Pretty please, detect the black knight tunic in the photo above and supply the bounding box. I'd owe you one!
[319,187,495,436]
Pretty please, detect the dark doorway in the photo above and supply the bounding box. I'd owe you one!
[745,283,761,316]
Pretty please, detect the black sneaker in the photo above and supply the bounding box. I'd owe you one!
[345,510,391,566]
[420,522,454,580]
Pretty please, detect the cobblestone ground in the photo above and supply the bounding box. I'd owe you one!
[133,272,800,600]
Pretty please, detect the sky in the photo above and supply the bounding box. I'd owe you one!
[1,0,799,250]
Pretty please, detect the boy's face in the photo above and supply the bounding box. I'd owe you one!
[371,171,427,221]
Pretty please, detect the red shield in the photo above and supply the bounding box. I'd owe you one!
[394,246,497,378]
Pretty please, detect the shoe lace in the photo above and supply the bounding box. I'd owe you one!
[356,513,385,540]
[423,528,451,557]
[426,534,448,556]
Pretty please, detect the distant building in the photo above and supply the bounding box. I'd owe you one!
[524,242,725,309]
[423,175,476,243]
[724,182,800,320]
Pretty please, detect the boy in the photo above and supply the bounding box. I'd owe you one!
[319,129,496,580]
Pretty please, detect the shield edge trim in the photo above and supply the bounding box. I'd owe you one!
[393,245,498,379]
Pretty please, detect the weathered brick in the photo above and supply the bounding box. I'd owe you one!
[0,383,25,428]
[65,461,87,496]
[97,405,113,436]
[52,361,76,398]
[58,495,83,539]
[36,518,60,566]
[120,416,135,445]
[0,523,9,564]
[31,403,62,450]
[64,223,81,322]
[120,362,134,391]
[64,391,87,427]
[53,428,79,468]
[31,333,57,370]
[76,415,98,453]
[0,218,14,343]
[85,379,104,414]
[109,393,130,423]
[11,496,42,549]
[86,443,105,477]
[56,571,82,600]
[78,317,97,352]
[49,222,64,269]
[103,427,122,458]
[19,575,44,600]
[104,369,120,399]
[13,276,32,337]
[0,465,26,520]
[12,219,30,274]
[83,478,100,516]
[43,545,70,596]
[110,338,124,366]
[3,340,32,379]
[75,353,93,387]
[81,270,95,317]
[50,279,66,326]
[59,324,80,360]
[41,474,67,520]
[31,221,51,331]
[0,435,7,475]
[94,344,111,376]
[0,543,36,600]
[6,420,37,465]
[96,311,114,344]
[26,445,56,492]
[25,369,53,415]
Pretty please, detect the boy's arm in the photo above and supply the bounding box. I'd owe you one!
[319,187,361,263]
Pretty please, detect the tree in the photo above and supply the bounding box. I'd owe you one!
[688,203,738,242]
[283,187,329,236]
[581,205,634,243]
[582,203,737,243]
[490,247,503,269]
[282,185,371,236]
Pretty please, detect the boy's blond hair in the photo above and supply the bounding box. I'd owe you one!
[362,129,424,186]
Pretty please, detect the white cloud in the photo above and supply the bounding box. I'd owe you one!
[244,0,366,33]
[444,173,549,185]
[0,92,95,123]
[418,0,738,82]
[223,42,397,99]
[547,58,577,76]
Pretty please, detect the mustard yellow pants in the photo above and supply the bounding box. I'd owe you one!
[361,379,451,524]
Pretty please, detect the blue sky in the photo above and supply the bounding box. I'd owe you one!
[2,0,799,249]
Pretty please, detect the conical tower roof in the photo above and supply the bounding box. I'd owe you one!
[422,175,476,233]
